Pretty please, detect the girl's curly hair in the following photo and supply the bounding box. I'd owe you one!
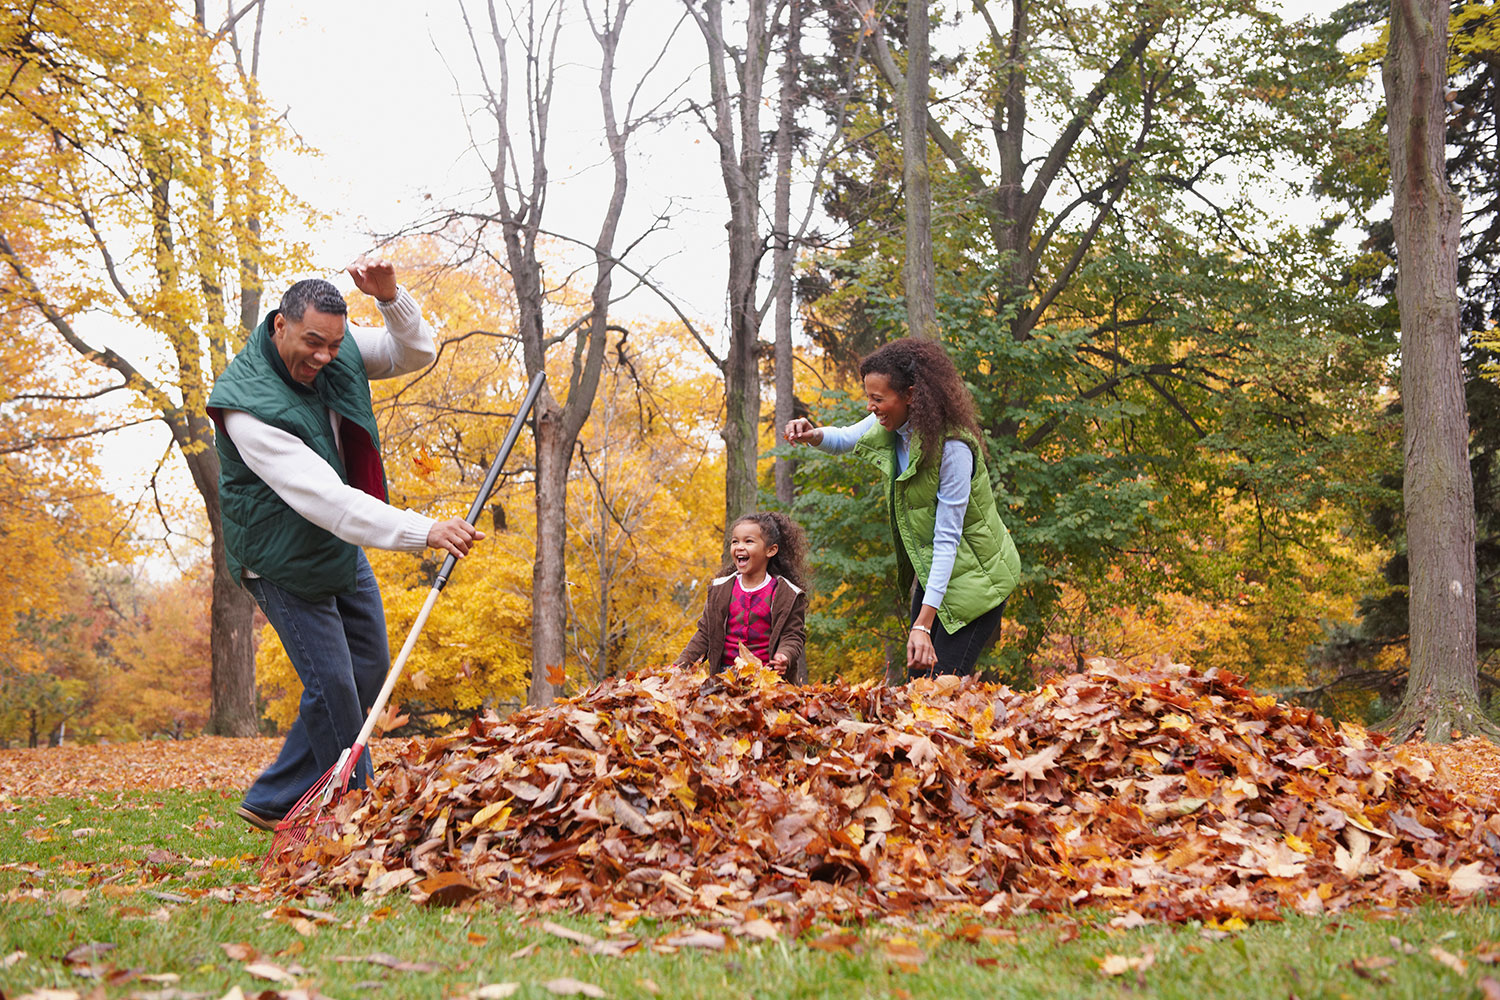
[720,511,809,591]
[859,338,984,466]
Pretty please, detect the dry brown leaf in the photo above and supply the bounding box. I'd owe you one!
[243,960,297,984]
[1001,741,1067,781]
[737,919,779,940]
[882,938,926,972]
[332,952,442,973]
[1430,946,1469,974]
[470,985,520,999]
[375,704,410,734]
[220,943,258,962]
[1449,862,1498,898]
[416,872,479,907]
[661,930,726,950]
[807,932,861,954]
[544,977,607,998]
[540,920,599,946]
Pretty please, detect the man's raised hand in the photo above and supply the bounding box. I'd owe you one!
[427,517,485,559]
[347,254,398,303]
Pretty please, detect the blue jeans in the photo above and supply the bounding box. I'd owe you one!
[240,551,390,818]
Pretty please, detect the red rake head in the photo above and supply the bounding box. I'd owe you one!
[260,748,359,876]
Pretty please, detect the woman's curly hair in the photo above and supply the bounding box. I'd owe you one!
[720,511,809,591]
[859,338,984,466]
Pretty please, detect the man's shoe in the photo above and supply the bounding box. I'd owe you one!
[234,804,281,832]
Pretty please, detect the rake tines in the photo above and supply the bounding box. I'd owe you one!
[261,746,358,874]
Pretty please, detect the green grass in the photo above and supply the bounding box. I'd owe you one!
[2,790,1500,999]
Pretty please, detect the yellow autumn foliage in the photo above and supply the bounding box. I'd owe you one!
[256,236,724,729]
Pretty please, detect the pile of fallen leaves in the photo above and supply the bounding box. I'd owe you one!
[280,658,1500,924]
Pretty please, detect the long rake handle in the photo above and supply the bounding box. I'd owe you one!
[349,371,547,753]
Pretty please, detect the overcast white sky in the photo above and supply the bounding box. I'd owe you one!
[253,0,1362,328]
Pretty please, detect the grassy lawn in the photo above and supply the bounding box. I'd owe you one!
[2,789,1498,999]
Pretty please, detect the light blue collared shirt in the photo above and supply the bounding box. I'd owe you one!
[817,412,973,609]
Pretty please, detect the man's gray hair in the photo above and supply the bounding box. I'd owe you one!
[279,279,348,322]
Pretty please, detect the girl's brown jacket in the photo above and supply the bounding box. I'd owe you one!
[672,573,807,681]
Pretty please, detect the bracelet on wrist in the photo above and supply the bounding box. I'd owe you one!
[910,623,932,635]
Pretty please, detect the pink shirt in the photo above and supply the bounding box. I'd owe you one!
[722,574,777,666]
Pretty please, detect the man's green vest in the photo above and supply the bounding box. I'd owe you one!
[852,422,1021,632]
[206,311,387,602]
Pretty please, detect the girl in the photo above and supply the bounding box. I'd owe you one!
[783,338,1021,677]
[673,512,809,681]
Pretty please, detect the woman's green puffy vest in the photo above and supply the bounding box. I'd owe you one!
[206,312,386,601]
[852,422,1021,631]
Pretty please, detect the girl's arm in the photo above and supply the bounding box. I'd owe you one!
[771,590,809,669]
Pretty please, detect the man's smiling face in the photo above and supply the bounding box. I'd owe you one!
[273,307,345,384]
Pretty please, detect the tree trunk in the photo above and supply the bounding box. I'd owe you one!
[181,434,259,736]
[723,235,762,526]
[900,0,936,340]
[527,397,569,705]
[772,0,801,507]
[694,0,770,531]
[1380,0,1491,742]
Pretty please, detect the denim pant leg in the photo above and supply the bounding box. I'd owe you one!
[337,553,391,780]
[241,552,390,817]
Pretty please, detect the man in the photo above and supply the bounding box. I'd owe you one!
[207,257,481,830]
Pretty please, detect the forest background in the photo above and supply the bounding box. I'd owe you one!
[0,0,1495,748]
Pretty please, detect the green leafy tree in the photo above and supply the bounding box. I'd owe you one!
[790,0,1391,681]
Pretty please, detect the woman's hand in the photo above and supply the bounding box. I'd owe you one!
[906,627,937,672]
[783,418,822,446]
[769,652,789,671]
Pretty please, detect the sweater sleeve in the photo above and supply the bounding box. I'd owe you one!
[772,589,808,668]
[921,439,974,609]
[221,409,434,551]
[348,287,438,379]
[815,412,877,454]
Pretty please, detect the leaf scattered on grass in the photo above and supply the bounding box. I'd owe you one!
[243,960,297,984]
[1098,947,1156,977]
[660,929,727,950]
[221,943,258,962]
[467,985,520,1000]
[539,919,598,946]
[331,952,443,973]
[544,977,607,997]
[61,942,114,967]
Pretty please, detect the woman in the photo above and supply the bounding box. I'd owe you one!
[784,338,1021,676]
